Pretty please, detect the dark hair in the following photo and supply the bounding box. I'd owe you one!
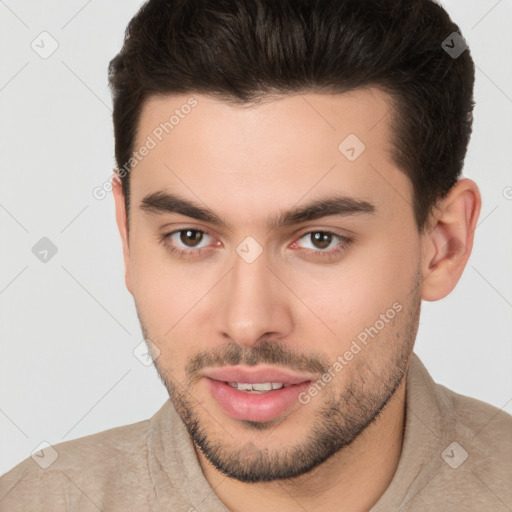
[108,0,475,232]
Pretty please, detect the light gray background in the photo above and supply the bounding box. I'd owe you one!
[1,0,511,476]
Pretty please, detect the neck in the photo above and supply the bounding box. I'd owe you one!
[196,377,407,512]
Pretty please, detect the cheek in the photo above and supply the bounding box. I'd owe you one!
[128,234,223,361]
[128,236,188,335]
[289,234,420,350]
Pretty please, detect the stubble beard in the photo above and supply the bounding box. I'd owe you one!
[142,285,421,483]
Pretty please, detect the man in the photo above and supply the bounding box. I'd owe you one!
[1,0,511,510]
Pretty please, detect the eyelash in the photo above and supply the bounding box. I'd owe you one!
[159,228,353,261]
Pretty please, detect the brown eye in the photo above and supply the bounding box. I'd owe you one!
[161,228,216,259]
[310,231,333,250]
[292,230,352,259]
[179,229,204,247]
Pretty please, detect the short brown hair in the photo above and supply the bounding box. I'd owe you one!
[108,0,475,232]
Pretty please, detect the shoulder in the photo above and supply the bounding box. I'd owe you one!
[398,355,512,511]
[436,382,512,454]
[0,418,155,512]
[421,381,512,510]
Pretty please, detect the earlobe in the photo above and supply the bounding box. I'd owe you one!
[112,175,133,295]
[420,178,481,301]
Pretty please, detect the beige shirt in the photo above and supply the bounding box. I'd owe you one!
[1,353,511,511]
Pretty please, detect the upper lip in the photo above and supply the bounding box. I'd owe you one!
[203,365,314,385]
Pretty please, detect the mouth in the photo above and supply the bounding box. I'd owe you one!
[202,366,314,422]
[225,381,293,393]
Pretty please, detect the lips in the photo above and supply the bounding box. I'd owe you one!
[202,366,313,422]
[204,366,313,386]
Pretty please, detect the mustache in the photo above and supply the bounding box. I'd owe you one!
[185,340,330,381]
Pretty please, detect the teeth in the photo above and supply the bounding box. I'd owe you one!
[227,382,286,393]
[252,383,272,391]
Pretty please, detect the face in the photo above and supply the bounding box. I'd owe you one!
[118,89,423,482]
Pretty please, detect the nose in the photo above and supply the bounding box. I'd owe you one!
[214,249,294,348]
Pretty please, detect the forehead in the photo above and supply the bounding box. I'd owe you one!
[135,88,395,158]
[130,88,412,227]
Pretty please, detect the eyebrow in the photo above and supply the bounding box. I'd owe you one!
[140,191,375,230]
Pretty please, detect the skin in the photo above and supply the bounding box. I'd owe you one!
[113,88,481,511]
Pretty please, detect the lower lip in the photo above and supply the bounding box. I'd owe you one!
[205,378,310,422]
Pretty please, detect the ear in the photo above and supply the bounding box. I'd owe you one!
[420,178,481,301]
[112,174,133,295]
